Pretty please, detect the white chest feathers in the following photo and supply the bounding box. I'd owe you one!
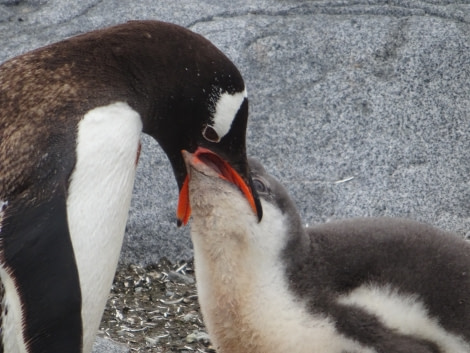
[67,101,142,353]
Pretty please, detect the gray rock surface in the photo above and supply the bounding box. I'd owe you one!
[2,0,469,260]
[2,1,469,352]
[92,337,129,353]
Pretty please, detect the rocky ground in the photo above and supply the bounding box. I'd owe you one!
[97,259,214,353]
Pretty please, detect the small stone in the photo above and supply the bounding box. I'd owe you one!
[168,271,195,285]
[185,330,210,343]
[92,336,130,353]
[147,271,161,280]
[182,312,198,322]
[144,336,158,346]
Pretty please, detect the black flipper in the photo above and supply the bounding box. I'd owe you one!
[1,187,82,353]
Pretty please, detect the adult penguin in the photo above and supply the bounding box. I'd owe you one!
[0,20,262,353]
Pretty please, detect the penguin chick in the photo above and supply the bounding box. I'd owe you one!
[183,148,470,353]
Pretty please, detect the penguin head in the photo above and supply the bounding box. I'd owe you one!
[150,76,250,193]
[248,158,303,230]
[156,77,259,226]
[120,21,262,224]
[182,148,304,255]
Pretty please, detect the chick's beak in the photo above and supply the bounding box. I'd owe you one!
[176,147,262,226]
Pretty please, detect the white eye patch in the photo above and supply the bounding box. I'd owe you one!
[204,89,247,143]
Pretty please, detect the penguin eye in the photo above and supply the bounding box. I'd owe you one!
[252,178,267,194]
[202,125,220,143]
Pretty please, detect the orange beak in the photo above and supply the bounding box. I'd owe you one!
[176,147,259,226]
[176,176,191,227]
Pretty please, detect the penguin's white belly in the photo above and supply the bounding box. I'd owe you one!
[67,102,142,353]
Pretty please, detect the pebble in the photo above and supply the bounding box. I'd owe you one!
[182,312,199,322]
[168,270,195,285]
[186,330,211,343]
[92,337,129,353]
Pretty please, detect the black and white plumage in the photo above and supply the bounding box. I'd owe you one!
[184,149,470,353]
[0,21,261,353]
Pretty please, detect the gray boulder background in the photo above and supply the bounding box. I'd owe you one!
[1,0,469,262]
[1,1,469,352]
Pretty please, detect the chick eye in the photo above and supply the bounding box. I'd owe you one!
[202,125,220,142]
[252,178,267,193]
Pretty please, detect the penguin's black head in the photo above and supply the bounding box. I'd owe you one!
[153,80,250,192]
[168,85,262,226]
[125,21,262,224]
[149,72,261,225]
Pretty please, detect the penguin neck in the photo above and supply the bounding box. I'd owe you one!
[190,197,308,353]
[191,198,264,305]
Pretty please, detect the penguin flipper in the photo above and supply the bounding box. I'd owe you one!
[0,188,82,352]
